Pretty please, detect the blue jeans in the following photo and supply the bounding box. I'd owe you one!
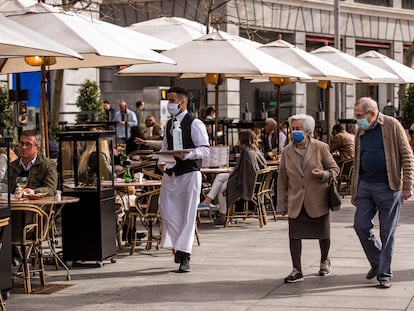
[354,180,401,281]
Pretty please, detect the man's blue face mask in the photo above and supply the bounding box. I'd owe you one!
[357,118,370,130]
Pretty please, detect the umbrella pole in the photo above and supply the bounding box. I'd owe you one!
[41,64,50,158]
[276,84,281,154]
[214,83,219,146]
[325,86,331,146]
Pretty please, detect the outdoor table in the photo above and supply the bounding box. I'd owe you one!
[200,167,233,174]
[9,196,80,281]
[102,179,162,189]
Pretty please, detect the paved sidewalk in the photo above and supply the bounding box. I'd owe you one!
[5,197,414,310]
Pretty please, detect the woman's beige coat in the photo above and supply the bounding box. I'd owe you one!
[277,138,339,218]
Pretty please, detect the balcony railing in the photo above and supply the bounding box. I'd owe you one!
[353,0,391,7]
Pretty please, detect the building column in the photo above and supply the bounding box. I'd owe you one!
[294,31,307,115]
[344,36,356,119]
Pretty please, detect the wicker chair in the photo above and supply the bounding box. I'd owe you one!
[11,204,49,294]
[0,217,9,310]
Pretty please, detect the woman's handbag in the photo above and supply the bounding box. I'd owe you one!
[328,174,341,211]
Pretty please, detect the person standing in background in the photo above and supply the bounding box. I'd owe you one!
[351,97,414,289]
[135,100,145,129]
[103,100,115,122]
[113,101,138,144]
[382,99,397,117]
[261,118,286,159]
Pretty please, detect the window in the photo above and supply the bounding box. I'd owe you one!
[402,0,414,9]
[354,0,392,7]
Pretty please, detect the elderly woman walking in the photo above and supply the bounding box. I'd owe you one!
[277,114,339,283]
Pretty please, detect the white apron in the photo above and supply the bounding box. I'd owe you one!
[159,170,201,254]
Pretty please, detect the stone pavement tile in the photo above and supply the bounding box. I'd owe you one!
[5,197,414,310]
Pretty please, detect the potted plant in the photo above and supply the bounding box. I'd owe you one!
[75,80,105,123]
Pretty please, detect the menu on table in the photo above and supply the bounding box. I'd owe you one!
[202,146,229,168]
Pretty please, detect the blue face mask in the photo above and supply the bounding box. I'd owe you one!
[292,130,305,143]
[357,118,370,130]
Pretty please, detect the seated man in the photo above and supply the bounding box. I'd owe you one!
[330,124,355,163]
[9,129,57,196]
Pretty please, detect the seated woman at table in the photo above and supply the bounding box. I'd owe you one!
[199,129,267,225]
[78,139,112,185]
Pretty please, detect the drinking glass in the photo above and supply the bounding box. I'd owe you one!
[16,177,28,189]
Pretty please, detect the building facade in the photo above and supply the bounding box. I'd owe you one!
[100,0,414,134]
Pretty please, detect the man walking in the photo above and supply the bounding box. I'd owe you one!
[351,97,414,288]
[157,87,209,272]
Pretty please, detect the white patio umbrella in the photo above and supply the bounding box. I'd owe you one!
[255,36,360,148]
[127,16,208,46]
[2,3,175,74]
[311,45,400,83]
[2,3,176,156]
[0,14,82,61]
[128,16,262,48]
[357,50,414,83]
[118,31,311,144]
[0,14,83,157]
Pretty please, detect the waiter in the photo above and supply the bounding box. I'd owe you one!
[157,87,209,273]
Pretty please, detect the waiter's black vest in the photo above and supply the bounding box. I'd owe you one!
[166,114,199,176]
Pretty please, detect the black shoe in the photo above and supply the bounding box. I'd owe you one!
[366,267,377,280]
[136,232,147,240]
[174,250,182,264]
[377,280,392,289]
[179,255,191,273]
[284,268,304,283]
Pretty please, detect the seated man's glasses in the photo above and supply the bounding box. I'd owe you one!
[19,142,36,148]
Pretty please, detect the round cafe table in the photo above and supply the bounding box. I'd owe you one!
[10,195,80,281]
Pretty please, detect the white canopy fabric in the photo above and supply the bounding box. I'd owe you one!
[357,50,414,83]
[311,45,400,83]
[0,14,81,61]
[128,16,208,46]
[118,31,310,80]
[0,3,175,74]
[128,16,261,48]
[258,38,360,82]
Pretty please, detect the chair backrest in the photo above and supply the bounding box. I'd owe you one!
[142,168,162,180]
[261,167,277,193]
[11,204,49,244]
[0,217,9,251]
[339,159,353,177]
[135,188,161,218]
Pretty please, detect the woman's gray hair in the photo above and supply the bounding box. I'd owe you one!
[355,97,378,113]
[288,114,315,135]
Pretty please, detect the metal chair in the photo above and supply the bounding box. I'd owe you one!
[0,217,9,310]
[11,204,49,294]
